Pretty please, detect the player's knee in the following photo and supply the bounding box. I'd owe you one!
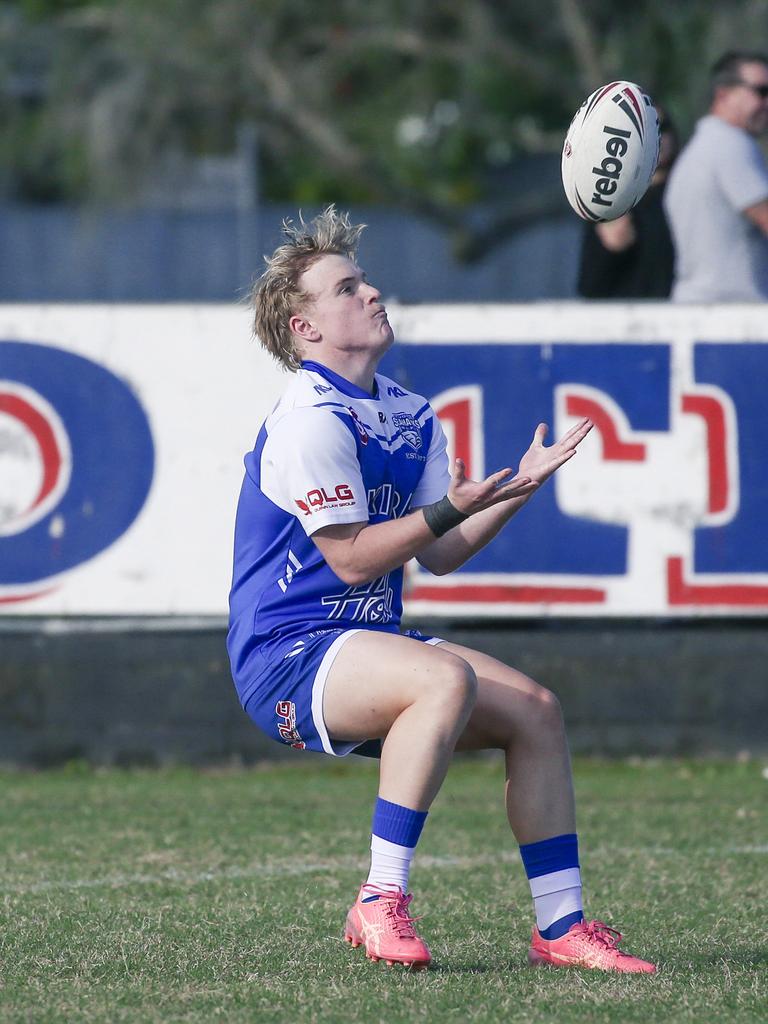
[526,685,564,735]
[437,655,478,715]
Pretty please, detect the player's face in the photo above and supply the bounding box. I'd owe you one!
[298,254,393,357]
[728,62,768,135]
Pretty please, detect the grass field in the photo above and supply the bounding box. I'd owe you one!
[1,756,766,1023]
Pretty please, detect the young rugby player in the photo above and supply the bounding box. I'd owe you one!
[227,207,656,973]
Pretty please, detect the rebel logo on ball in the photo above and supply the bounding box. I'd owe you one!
[561,80,659,224]
[590,125,631,210]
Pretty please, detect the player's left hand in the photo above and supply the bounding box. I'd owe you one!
[517,418,593,484]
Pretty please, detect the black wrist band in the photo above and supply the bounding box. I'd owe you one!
[423,494,469,538]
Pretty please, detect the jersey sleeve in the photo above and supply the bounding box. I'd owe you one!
[411,410,451,507]
[260,406,368,536]
[715,132,768,212]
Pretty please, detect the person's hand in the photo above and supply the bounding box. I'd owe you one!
[447,461,538,516]
[596,215,636,252]
[445,418,593,517]
[518,417,593,484]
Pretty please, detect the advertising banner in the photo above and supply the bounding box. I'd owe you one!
[1,305,284,615]
[2,303,767,617]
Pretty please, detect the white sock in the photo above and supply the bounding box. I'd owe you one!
[529,867,583,934]
[365,834,415,893]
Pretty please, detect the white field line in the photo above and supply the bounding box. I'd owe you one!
[2,845,767,897]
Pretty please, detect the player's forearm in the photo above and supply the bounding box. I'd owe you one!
[418,494,533,575]
[330,510,445,586]
[744,198,768,236]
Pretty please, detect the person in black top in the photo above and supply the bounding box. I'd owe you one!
[577,110,679,299]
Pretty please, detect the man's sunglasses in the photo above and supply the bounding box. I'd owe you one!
[734,80,768,99]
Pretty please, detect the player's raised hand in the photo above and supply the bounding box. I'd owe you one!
[446,418,592,518]
[518,417,593,484]
[447,458,539,516]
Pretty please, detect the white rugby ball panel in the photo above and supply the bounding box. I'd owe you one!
[561,81,660,222]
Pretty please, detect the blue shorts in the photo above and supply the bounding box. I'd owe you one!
[243,628,443,757]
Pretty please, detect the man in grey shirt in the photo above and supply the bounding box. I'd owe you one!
[665,51,768,301]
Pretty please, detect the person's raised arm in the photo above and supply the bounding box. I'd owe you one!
[313,418,592,585]
[311,467,538,586]
[415,418,593,576]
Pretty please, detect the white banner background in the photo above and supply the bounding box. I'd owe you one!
[1,302,766,617]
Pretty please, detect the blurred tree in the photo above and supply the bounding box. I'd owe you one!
[1,0,766,254]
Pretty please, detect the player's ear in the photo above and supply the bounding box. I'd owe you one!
[289,314,320,342]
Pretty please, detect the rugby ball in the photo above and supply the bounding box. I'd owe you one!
[561,81,660,222]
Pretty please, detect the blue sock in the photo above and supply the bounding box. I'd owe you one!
[371,797,428,847]
[519,833,584,940]
[363,797,428,899]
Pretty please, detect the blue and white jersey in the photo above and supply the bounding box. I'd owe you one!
[227,360,450,707]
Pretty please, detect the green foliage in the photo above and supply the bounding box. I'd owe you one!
[13,0,102,20]
[1,0,767,244]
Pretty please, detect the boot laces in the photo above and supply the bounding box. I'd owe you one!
[383,890,422,938]
[581,920,624,949]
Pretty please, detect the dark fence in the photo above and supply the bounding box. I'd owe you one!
[0,203,581,304]
[2,620,765,766]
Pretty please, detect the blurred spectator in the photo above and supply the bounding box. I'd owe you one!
[577,109,678,299]
[664,51,768,301]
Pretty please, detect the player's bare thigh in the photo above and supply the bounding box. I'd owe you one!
[436,642,564,752]
[322,631,475,743]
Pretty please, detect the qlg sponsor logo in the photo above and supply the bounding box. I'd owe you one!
[275,700,305,749]
[294,483,355,516]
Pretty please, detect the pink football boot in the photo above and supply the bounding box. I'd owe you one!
[344,883,431,969]
[528,919,656,973]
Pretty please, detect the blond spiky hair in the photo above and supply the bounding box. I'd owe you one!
[250,206,366,371]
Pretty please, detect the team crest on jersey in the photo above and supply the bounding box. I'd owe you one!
[392,412,422,451]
